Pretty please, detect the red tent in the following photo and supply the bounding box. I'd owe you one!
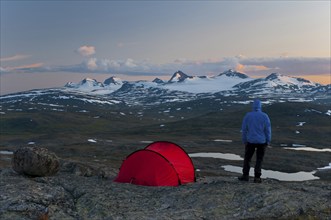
[114,141,195,186]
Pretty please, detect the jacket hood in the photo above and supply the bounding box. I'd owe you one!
[253,99,262,111]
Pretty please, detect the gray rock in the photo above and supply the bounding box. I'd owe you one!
[0,161,330,220]
[60,159,117,178]
[12,146,60,177]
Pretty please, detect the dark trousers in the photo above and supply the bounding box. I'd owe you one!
[242,143,266,178]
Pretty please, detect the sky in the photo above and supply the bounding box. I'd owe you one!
[0,1,330,95]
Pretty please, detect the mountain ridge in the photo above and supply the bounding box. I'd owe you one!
[61,69,328,96]
[1,70,330,107]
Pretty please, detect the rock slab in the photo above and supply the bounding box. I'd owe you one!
[1,162,330,220]
[12,146,60,177]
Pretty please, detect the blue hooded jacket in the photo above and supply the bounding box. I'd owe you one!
[242,100,271,144]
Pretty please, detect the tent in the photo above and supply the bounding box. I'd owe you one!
[114,141,195,186]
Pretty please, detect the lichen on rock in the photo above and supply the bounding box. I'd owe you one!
[12,146,60,177]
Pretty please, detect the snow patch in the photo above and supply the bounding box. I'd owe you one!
[0,151,13,155]
[317,163,331,170]
[305,109,322,114]
[222,165,319,181]
[231,101,251,105]
[163,74,252,93]
[213,139,233,143]
[296,122,306,126]
[140,141,154,144]
[189,152,243,161]
[88,139,97,143]
[51,108,64,112]
[284,147,331,152]
[78,98,119,105]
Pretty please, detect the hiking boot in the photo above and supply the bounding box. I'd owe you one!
[254,177,262,183]
[238,175,249,181]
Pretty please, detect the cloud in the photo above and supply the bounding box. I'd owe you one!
[170,57,238,74]
[235,63,271,73]
[86,58,98,70]
[0,63,44,73]
[76,45,96,56]
[0,54,30,62]
[173,56,330,77]
[1,55,329,81]
[13,63,44,70]
[238,57,331,76]
[0,66,10,73]
[78,58,156,74]
[117,42,138,48]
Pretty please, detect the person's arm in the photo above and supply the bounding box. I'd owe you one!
[242,115,248,144]
[265,115,271,144]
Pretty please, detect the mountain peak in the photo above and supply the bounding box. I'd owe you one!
[82,77,97,83]
[168,71,192,83]
[104,76,122,85]
[64,82,76,88]
[218,69,249,79]
[265,73,316,85]
[80,78,103,87]
[61,71,325,97]
[153,78,164,84]
[265,73,283,80]
[235,72,321,95]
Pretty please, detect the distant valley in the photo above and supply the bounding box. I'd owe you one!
[0,69,330,177]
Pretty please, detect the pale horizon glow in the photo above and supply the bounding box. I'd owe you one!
[1,70,330,96]
[299,74,330,85]
[0,1,330,95]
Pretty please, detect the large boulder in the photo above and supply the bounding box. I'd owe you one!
[12,146,60,176]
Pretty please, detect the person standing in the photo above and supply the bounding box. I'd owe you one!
[239,99,271,183]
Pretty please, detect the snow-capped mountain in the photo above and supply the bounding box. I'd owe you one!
[65,78,103,89]
[217,69,249,79]
[59,69,330,104]
[61,70,329,98]
[163,69,252,93]
[1,70,330,108]
[168,71,194,83]
[235,73,322,95]
[104,76,122,85]
[152,78,164,84]
[65,76,123,95]
[110,81,197,105]
[63,69,255,95]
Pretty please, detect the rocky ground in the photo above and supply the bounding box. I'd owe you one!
[1,100,330,219]
[1,156,330,220]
